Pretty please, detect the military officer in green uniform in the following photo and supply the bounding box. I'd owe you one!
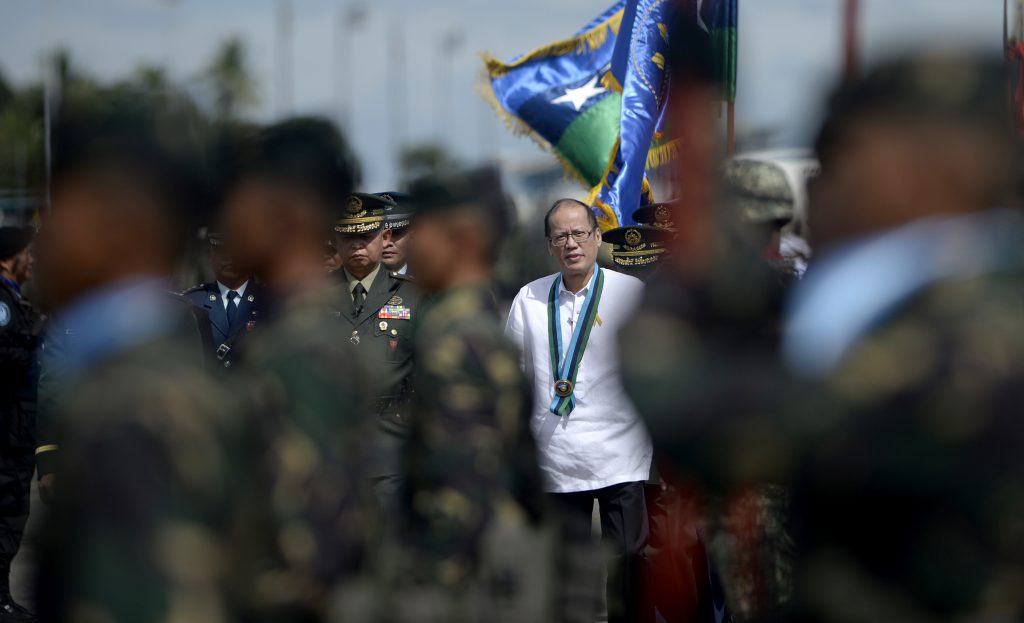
[333,192,423,515]
[378,191,414,275]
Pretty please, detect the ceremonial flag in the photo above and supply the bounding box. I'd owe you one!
[482,2,626,189]
[590,0,674,227]
[701,0,739,102]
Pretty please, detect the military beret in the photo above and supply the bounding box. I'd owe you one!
[632,201,679,231]
[376,191,415,231]
[0,226,34,261]
[603,225,673,269]
[334,192,394,235]
[407,167,511,234]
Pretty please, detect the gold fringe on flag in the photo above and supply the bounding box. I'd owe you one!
[646,139,679,169]
[482,10,624,79]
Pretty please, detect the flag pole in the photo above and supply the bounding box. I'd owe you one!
[843,0,860,82]
[726,103,736,155]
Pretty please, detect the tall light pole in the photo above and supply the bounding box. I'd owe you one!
[436,29,464,145]
[388,16,406,166]
[337,5,367,131]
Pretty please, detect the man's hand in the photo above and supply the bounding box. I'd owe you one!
[38,473,57,505]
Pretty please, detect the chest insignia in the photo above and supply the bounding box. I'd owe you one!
[378,305,411,320]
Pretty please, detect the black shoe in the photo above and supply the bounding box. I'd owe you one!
[0,598,35,622]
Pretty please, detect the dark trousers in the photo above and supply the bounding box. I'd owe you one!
[552,481,651,623]
[0,448,33,597]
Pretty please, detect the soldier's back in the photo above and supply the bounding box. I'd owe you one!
[789,270,1024,621]
[38,323,268,623]
[236,283,379,615]
[371,284,555,623]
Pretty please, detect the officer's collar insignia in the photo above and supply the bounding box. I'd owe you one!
[247,294,255,302]
[388,295,403,306]
[624,228,642,246]
[209,294,217,302]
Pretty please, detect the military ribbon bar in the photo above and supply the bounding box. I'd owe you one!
[547,266,605,416]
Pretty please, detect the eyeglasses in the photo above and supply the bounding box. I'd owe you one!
[549,229,595,247]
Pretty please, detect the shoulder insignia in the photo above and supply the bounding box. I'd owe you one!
[179,283,211,296]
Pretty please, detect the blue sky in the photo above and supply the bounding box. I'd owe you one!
[0,0,1005,189]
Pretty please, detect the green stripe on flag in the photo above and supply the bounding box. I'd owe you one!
[555,92,622,187]
[710,27,738,102]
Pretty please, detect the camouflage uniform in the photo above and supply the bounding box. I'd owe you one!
[776,211,1024,621]
[619,248,795,622]
[35,286,270,623]
[341,284,556,623]
[0,276,42,607]
[236,282,379,618]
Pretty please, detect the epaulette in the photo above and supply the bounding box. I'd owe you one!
[178,283,209,296]
[390,272,415,283]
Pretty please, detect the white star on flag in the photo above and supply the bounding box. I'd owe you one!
[551,76,607,112]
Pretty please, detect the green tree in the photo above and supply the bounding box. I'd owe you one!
[397,143,460,187]
[203,37,258,120]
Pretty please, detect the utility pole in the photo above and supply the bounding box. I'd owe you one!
[275,0,294,117]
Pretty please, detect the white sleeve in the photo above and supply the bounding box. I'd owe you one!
[504,289,529,373]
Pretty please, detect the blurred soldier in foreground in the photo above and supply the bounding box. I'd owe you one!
[181,232,267,370]
[778,53,1023,620]
[620,9,789,622]
[0,226,41,622]
[333,192,422,516]
[33,102,264,622]
[379,191,414,274]
[219,117,376,617]
[359,167,554,621]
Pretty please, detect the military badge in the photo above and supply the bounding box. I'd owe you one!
[246,320,256,332]
[625,229,642,246]
[0,302,9,327]
[378,320,388,331]
[388,295,403,306]
[378,305,411,320]
[390,329,398,336]
[389,339,398,351]
[209,294,217,301]
[247,294,255,302]
[350,330,360,345]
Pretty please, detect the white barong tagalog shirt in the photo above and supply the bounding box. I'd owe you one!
[505,270,652,493]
